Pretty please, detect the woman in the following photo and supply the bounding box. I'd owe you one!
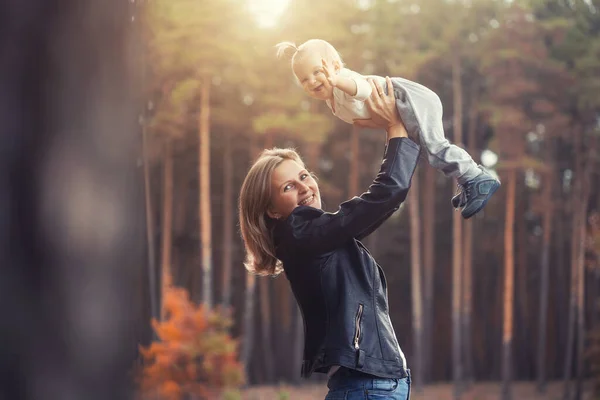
[239,77,420,399]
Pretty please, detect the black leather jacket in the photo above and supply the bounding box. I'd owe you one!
[273,137,420,379]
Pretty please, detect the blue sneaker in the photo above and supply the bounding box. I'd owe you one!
[451,167,501,219]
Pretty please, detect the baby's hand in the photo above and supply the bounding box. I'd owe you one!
[322,59,337,87]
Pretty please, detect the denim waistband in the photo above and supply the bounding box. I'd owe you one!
[331,366,410,381]
[327,366,411,391]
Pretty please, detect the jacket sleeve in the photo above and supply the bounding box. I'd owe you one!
[279,137,420,255]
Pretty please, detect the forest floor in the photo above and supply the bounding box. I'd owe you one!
[241,381,595,400]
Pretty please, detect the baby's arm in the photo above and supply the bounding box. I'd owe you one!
[322,60,372,100]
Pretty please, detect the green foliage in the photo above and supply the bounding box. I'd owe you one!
[277,388,290,400]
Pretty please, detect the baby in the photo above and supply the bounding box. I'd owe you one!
[276,39,500,219]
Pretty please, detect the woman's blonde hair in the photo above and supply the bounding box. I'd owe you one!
[275,39,344,71]
[239,147,306,276]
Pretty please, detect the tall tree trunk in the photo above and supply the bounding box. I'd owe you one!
[422,165,436,383]
[564,129,583,400]
[451,55,464,399]
[502,168,517,400]
[537,172,554,393]
[564,191,579,400]
[556,193,567,378]
[199,75,212,307]
[160,139,174,319]
[462,80,478,387]
[462,219,473,385]
[516,178,531,377]
[142,127,159,323]
[409,175,424,389]
[258,278,275,382]
[575,145,595,400]
[221,132,234,308]
[241,273,256,377]
[241,137,261,380]
[349,125,360,197]
[0,2,143,397]
[258,131,275,383]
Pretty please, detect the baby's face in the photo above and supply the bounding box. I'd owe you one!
[292,53,334,101]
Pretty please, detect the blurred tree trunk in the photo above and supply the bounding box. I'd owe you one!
[564,129,583,400]
[537,147,555,393]
[575,141,596,400]
[409,173,423,389]
[241,273,256,377]
[564,182,580,400]
[451,55,464,399]
[143,125,159,323]
[422,165,436,383]
[462,80,478,387]
[258,131,275,383]
[221,132,234,308]
[556,188,567,378]
[258,278,275,382]
[349,125,360,196]
[502,167,517,400]
[241,136,261,380]
[198,75,213,307]
[516,176,531,377]
[0,0,143,397]
[160,139,174,318]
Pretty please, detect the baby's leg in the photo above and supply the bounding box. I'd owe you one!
[390,77,480,185]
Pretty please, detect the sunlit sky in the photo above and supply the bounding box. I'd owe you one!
[247,0,290,28]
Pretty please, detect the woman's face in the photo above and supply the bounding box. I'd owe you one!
[268,159,322,220]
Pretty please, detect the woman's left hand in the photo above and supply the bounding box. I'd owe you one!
[353,76,402,129]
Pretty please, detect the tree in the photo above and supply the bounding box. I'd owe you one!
[408,172,424,389]
[137,285,245,399]
[146,0,254,306]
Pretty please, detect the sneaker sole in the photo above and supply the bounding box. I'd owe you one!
[462,181,501,220]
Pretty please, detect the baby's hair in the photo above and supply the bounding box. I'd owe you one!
[275,39,344,69]
[275,41,299,60]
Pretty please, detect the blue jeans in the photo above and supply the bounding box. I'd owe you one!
[324,367,411,400]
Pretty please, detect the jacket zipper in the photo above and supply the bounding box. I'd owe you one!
[353,304,364,350]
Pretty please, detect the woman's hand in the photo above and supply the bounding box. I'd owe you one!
[353,76,407,138]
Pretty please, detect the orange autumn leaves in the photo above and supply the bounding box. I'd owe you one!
[137,286,245,400]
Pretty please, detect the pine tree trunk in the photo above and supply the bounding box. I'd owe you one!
[462,80,478,387]
[199,75,212,307]
[502,167,517,400]
[241,137,261,381]
[221,132,234,308]
[556,196,567,378]
[516,181,531,377]
[349,125,360,197]
[575,146,595,400]
[160,138,174,319]
[258,131,275,383]
[258,278,275,382]
[409,174,424,389]
[564,188,580,400]
[537,134,556,391]
[451,55,464,399]
[564,130,584,400]
[537,172,553,393]
[241,273,256,376]
[142,126,159,323]
[462,218,473,386]
[422,166,436,383]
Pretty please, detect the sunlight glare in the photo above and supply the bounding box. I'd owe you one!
[248,0,290,28]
